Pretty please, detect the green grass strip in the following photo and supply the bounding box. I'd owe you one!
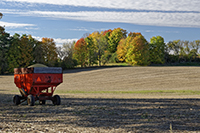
[56,90,200,95]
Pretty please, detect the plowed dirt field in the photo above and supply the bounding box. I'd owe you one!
[1,66,200,132]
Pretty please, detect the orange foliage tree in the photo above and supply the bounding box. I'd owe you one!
[73,38,87,67]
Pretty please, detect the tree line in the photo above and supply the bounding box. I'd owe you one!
[1,13,200,74]
[72,28,200,67]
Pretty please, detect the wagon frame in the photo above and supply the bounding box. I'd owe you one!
[13,67,63,106]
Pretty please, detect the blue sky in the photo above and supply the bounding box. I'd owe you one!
[0,0,200,46]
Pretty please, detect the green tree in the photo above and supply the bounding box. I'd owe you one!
[7,33,21,73]
[0,29,11,74]
[166,40,180,63]
[108,28,127,53]
[97,34,109,66]
[0,13,11,74]
[20,35,34,67]
[188,40,200,62]
[33,41,45,64]
[85,36,96,66]
[167,40,180,56]
[149,36,166,64]
[7,34,34,73]
[26,35,46,64]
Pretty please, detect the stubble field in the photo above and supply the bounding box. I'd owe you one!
[1,66,200,132]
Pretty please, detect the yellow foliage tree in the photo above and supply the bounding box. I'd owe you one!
[117,32,149,65]
[117,38,127,62]
[41,38,58,66]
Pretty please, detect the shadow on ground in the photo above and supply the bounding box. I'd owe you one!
[63,65,131,74]
[0,93,200,132]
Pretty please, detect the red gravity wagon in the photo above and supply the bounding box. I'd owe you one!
[13,65,63,106]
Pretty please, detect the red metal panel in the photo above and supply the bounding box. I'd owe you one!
[33,73,63,85]
[14,67,63,97]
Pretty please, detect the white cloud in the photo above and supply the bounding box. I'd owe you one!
[3,0,200,12]
[32,36,78,46]
[6,10,200,28]
[54,38,78,45]
[0,21,36,28]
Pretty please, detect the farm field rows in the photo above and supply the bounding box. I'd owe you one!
[0,66,200,132]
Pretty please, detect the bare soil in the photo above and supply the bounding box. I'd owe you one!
[1,66,200,132]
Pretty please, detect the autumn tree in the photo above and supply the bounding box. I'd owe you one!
[73,38,87,67]
[89,31,107,66]
[41,38,58,66]
[125,33,149,66]
[149,36,166,64]
[117,38,127,62]
[108,28,127,53]
[102,29,112,43]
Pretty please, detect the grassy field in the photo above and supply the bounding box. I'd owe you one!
[1,66,200,132]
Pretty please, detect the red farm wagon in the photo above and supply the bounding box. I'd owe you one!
[13,65,63,106]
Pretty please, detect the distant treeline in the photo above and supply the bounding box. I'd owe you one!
[72,28,200,67]
[1,14,200,74]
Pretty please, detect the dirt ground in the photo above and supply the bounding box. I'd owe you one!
[1,66,200,132]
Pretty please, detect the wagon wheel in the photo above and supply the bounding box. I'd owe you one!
[39,100,46,105]
[52,95,61,105]
[27,95,35,106]
[13,95,21,105]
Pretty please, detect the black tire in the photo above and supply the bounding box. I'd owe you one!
[27,95,35,106]
[13,95,20,105]
[52,95,61,105]
[39,100,46,105]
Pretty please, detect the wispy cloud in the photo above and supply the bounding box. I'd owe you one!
[4,9,200,28]
[3,0,200,12]
[0,21,36,29]
[69,27,108,32]
[145,30,180,34]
